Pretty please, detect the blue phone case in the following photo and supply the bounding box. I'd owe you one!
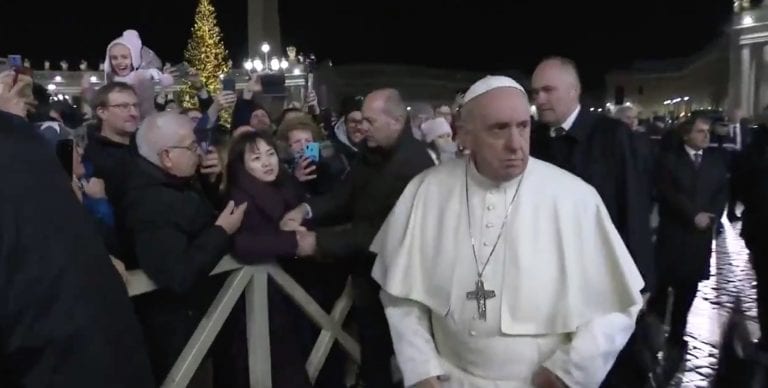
[8,55,22,68]
[304,142,320,162]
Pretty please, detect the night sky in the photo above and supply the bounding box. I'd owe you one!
[1,0,734,90]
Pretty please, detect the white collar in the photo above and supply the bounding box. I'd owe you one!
[549,105,581,136]
[467,157,523,191]
[684,144,702,158]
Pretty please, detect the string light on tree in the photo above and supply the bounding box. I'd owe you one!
[180,0,231,113]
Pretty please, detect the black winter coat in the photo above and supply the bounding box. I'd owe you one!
[0,111,154,388]
[121,156,230,381]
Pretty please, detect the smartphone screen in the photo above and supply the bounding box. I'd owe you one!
[56,139,74,178]
[8,55,22,69]
[304,142,320,162]
[222,77,236,93]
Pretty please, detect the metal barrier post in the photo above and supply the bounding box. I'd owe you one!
[246,266,272,387]
[160,267,255,388]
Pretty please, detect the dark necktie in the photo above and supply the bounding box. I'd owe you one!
[693,152,702,168]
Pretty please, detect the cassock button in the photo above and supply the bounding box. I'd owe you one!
[487,205,495,211]
[485,223,494,228]
[469,330,477,336]
[483,241,490,247]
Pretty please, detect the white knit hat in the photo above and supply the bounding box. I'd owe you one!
[104,30,143,78]
[421,117,453,143]
[463,75,527,104]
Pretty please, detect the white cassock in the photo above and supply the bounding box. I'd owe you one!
[371,157,644,388]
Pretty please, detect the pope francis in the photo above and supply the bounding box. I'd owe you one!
[370,76,644,388]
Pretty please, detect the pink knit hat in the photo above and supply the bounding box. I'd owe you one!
[104,30,142,77]
[421,117,453,143]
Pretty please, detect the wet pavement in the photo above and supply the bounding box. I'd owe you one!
[669,219,760,387]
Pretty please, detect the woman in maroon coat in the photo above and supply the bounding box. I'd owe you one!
[227,132,346,387]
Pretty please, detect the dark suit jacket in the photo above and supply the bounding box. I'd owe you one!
[655,146,729,283]
[734,126,768,253]
[307,126,434,276]
[531,109,654,289]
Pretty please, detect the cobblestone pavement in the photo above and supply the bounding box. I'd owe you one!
[669,220,760,387]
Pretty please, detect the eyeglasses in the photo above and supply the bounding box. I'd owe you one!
[166,142,200,154]
[106,103,139,112]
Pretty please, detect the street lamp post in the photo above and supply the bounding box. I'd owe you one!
[261,43,270,71]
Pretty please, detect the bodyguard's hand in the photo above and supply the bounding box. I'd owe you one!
[280,204,309,231]
[216,201,248,235]
[296,230,317,257]
[199,149,222,180]
[532,367,567,388]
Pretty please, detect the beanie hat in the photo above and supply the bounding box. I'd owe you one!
[339,95,363,121]
[421,117,453,143]
[104,30,142,78]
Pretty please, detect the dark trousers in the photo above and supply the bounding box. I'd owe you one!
[353,276,396,388]
[750,247,768,344]
[648,277,700,345]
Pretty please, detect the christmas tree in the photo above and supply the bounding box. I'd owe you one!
[180,0,231,109]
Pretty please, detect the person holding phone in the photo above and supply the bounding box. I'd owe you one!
[277,115,350,196]
[231,75,274,134]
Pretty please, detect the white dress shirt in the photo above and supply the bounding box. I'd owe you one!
[549,105,581,137]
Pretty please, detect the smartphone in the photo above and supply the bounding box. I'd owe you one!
[222,77,236,93]
[304,142,320,162]
[8,55,22,86]
[56,139,74,178]
[194,128,213,153]
[259,73,286,96]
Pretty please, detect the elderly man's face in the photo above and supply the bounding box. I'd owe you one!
[616,108,639,130]
[163,121,201,178]
[362,94,403,149]
[531,60,580,127]
[463,88,531,182]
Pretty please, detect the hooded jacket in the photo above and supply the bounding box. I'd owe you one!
[104,30,173,119]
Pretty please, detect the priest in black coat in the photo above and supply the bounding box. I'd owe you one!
[530,57,655,388]
[0,109,154,387]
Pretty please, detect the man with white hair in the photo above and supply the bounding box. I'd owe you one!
[613,105,640,131]
[372,76,643,387]
[123,111,247,381]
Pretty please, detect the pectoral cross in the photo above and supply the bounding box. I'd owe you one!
[466,279,496,321]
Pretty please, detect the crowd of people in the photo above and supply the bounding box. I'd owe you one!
[0,29,767,388]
